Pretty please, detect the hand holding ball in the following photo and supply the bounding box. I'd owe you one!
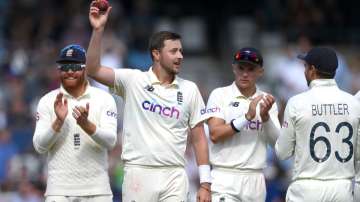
[92,0,110,13]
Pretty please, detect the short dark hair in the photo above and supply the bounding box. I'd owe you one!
[149,31,181,60]
[315,69,335,79]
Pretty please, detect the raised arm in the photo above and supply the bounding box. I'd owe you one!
[87,1,115,87]
[33,93,67,153]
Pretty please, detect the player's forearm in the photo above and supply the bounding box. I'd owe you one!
[33,124,62,153]
[193,138,209,165]
[79,119,97,135]
[191,124,210,165]
[209,115,248,143]
[209,124,237,143]
[275,133,294,160]
[191,125,212,186]
[52,118,64,132]
[262,118,280,147]
[90,127,117,149]
[86,29,103,77]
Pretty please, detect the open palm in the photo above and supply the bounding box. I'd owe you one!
[54,93,68,122]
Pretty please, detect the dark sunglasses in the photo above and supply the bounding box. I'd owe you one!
[58,64,85,72]
[234,51,263,66]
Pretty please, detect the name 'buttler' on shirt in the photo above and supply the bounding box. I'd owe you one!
[312,103,349,116]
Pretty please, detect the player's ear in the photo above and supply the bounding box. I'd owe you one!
[152,49,160,61]
[310,65,317,76]
[258,67,264,76]
[232,64,237,75]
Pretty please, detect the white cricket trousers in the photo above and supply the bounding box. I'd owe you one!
[211,167,266,202]
[286,179,353,202]
[45,195,112,202]
[353,182,360,202]
[122,165,189,202]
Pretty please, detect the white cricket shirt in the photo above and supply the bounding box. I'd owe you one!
[276,79,360,181]
[205,82,280,170]
[355,91,360,183]
[112,68,206,167]
[33,84,117,196]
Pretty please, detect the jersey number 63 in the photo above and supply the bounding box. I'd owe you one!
[309,122,353,163]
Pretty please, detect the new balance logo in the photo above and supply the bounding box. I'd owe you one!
[144,85,154,92]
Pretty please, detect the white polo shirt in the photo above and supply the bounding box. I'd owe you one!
[205,82,280,170]
[276,79,360,181]
[112,68,206,167]
[33,84,117,196]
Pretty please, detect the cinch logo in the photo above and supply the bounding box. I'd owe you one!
[106,111,117,118]
[142,100,180,119]
[200,107,221,115]
[245,120,262,130]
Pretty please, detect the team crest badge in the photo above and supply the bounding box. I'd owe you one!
[66,49,74,57]
[177,91,183,105]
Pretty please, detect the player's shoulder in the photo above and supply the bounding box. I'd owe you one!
[209,84,233,96]
[287,91,309,106]
[42,88,60,100]
[89,86,112,97]
[176,76,199,90]
[114,67,145,78]
[355,91,360,99]
[89,86,116,104]
[337,89,360,104]
[37,88,60,106]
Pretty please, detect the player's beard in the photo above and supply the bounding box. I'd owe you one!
[160,60,181,75]
[61,71,86,91]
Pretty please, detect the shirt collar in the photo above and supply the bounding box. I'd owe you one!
[231,82,261,100]
[309,79,337,89]
[60,81,91,99]
[148,67,179,88]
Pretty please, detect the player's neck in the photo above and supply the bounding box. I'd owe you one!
[238,86,256,98]
[64,82,87,98]
[152,65,175,85]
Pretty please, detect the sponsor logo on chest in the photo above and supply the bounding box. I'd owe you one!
[141,100,180,119]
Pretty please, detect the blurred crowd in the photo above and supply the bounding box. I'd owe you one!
[0,0,360,201]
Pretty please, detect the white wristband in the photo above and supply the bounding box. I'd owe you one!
[230,115,248,132]
[198,165,211,184]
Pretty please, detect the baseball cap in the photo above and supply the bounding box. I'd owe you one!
[297,47,338,75]
[56,44,86,64]
[233,47,263,67]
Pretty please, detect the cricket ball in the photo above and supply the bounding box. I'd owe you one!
[93,0,109,12]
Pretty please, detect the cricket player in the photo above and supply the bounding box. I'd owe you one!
[205,47,280,202]
[33,44,118,202]
[87,3,211,202]
[275,47,360,202]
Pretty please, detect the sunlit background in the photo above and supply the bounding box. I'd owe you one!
[0,0,360,201]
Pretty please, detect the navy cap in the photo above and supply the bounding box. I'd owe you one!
[56,44,86,64]
[233,47,263,67]
[297,47,338,75]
